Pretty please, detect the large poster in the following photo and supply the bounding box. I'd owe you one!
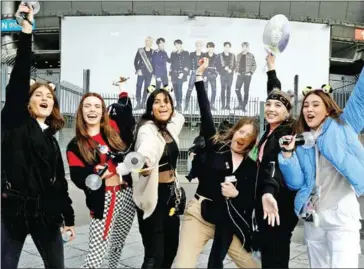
[60,16,330,115]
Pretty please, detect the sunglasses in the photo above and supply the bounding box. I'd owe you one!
[302,84,333,96]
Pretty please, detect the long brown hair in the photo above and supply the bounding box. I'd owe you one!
[75,93,126,164]
[215,116,259,156]
[295,90,343,134]
[29,82,65,134]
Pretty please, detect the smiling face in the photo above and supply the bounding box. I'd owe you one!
[82,96,103,127]
[302,93,328,130]
[152,92,173,122]
[28,86,55,121]
[264,99,289,126]
[231,124,255,153]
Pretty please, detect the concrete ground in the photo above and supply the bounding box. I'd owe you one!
[17,177,364,268]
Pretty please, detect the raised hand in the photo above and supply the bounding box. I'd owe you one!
[15,3,34,33]
[279,135,296,158]
[196,57,209,76]
[266,53,276,71]
[262,193,280,227]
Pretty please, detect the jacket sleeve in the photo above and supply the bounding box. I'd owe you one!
[134,49,140,72]
[168,111,185,137]
[342,67,364,134]
[134,124,159,167]
[250,54,257,74]
[258,158,281,196]
[267,70,281,95]
[278,151,305,190]
[1,32,32,130]
[109,92,135,148]
[54,141,75,227]
[195,81,216,147]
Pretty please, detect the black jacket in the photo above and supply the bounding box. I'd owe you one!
[1,32,74,227]
[255,70,298,234]
[194,80,257,251]
[66,93,135,220]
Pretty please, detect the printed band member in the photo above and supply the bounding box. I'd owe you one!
[134,36,154,109]
[235,42,257,112]
[170,39,190,112]
[151,38,170,91]
[204,42,219,111]
[132,86,185,268]
[184,40,206,112]
[278,67,364,268]
[254,54,298,268]
[175,58,259,269]
[66,90,136,268]
[218,42,236,110]
[1,4,75,269]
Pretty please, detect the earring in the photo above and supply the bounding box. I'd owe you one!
[151,111,153,116]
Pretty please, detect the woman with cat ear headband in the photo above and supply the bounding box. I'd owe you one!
[278,68,364,268]
[1,3,75,269]
[254,53,299,268]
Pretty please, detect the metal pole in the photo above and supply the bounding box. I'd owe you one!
[294,74,299,117]
[83,69,90,93]
[259,101,265,138]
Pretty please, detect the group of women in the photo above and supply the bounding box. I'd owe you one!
[2,3,364,269]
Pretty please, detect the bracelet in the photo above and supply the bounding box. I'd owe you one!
[281,147,294,153]
[196,74,203,77]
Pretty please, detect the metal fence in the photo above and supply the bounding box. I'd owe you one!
[1,65,361,174]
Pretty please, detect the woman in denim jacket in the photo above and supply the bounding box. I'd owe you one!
[277,67,364,268]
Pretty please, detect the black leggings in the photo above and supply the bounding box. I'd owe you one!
[1,216,64,269]
[137,182,180,268]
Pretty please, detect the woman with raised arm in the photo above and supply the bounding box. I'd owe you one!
[132,86,185,268]
[66,87,135,268]
[1,4,75,269]
[278,68,364,268]
[254,54,298,268]
[175,58,259,268]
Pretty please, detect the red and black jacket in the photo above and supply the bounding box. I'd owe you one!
[66,93,135,220]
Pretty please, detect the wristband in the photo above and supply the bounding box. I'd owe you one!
[281,147,294,153]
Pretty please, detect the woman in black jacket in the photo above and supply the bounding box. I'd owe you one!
[254,54,298,268]
[66,90,135,268]
[175,58,259,268]
[1,4,75,269]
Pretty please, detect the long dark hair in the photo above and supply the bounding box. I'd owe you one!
[136,89,175,133]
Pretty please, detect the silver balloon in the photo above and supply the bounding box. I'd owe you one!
[124,152,145,172]
[263,14,291,55]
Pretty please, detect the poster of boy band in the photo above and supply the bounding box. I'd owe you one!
[60,16,330,116]
[133,38,255,113]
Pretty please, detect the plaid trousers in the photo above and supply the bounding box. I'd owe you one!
[82,186,135,268]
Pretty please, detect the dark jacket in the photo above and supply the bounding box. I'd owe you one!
[195,80,257,251]
[255,70,298,236]
[66,93,135,220]
[1,32,74,227]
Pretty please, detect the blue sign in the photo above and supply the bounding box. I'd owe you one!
[1,19,36,32]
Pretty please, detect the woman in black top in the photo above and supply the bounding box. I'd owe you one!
[132,88,185,268]
[175,58,259,268]
[1,4,75,269]
[254,54,298,268]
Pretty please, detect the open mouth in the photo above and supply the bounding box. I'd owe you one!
[87,114,98,120]
[306,114,315,122]
[159,110,169,116]
[40,103,48,109]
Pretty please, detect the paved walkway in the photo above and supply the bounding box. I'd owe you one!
[18,216,364,268]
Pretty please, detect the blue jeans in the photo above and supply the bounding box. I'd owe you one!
[1,217,65,269]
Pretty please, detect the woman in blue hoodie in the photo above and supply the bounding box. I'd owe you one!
[277,67,364,268]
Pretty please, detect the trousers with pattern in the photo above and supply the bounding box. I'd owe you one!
[82,186,135,268]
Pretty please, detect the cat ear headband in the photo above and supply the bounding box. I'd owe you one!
[30,78,56,91]
[302,84,333,96]
[147,84,173,93]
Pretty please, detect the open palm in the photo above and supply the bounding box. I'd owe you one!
[262,193,280,227]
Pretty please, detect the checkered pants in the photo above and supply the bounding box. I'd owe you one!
[82,186,135,268]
